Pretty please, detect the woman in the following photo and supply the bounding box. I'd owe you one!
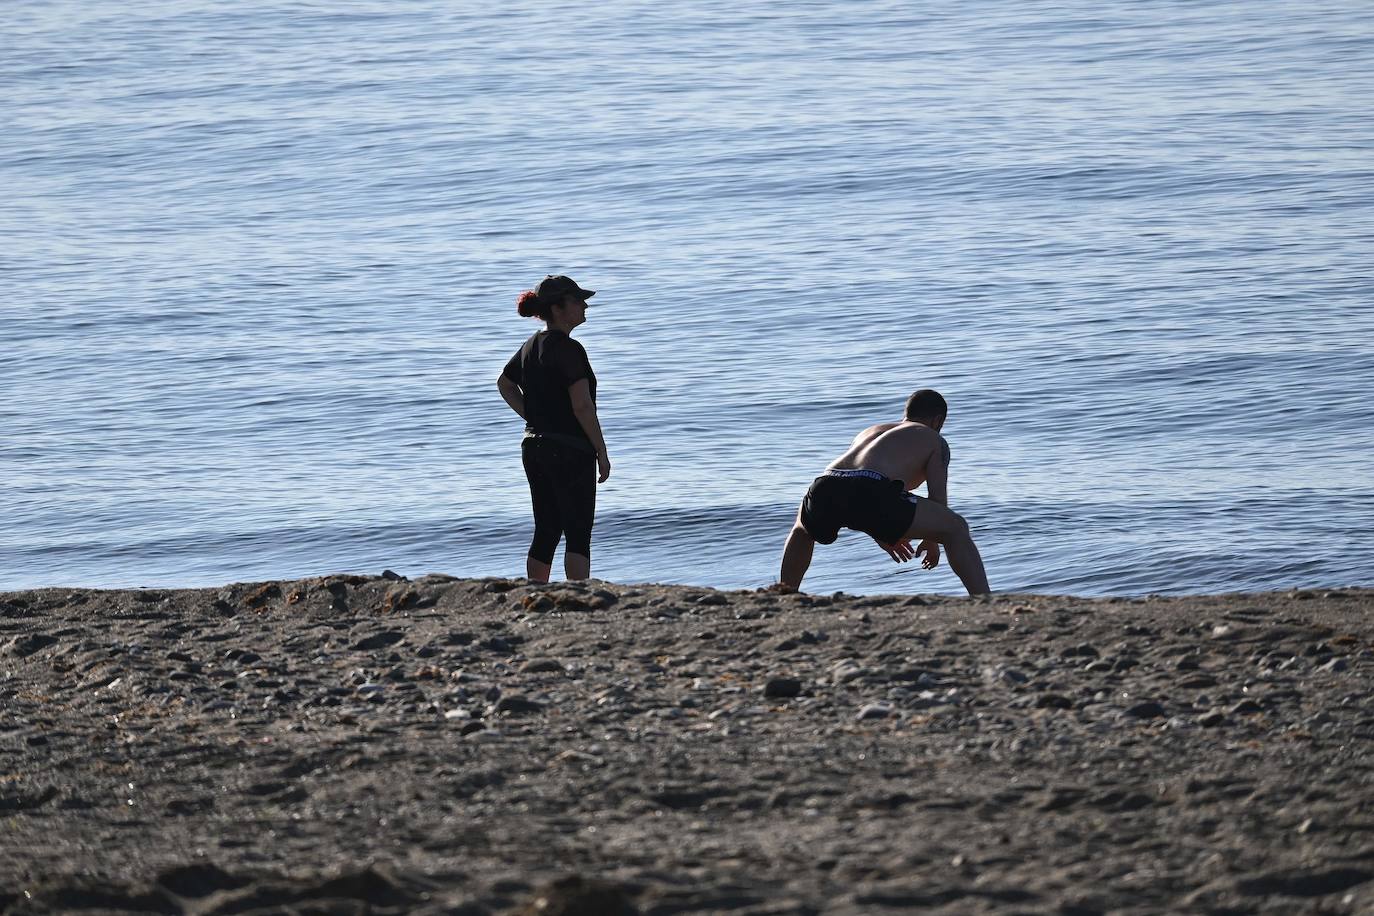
[497,274,611,582]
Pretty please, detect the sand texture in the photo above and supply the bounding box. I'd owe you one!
[2,575,1373,914]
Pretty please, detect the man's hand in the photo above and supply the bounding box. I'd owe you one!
[596,453,611,483]
[915,538,941,570]
[875,537,915,564]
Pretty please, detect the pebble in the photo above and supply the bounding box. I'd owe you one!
[6,634,59,658]
[494,695,543,716]
[352,631,405,651]
[831,661,866,684]
[763,678,803,699]
[983,665,1029,685]
[857,703,893,720]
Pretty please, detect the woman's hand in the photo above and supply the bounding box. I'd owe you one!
[597,452,611,483]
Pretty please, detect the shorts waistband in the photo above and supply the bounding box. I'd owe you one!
[823,468,888,482]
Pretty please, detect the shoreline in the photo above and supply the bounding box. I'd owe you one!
[3,575,1372,914]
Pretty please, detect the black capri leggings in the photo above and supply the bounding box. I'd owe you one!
[521,436,596,564]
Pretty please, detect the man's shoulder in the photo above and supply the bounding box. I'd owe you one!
[880,421,938,440]
[889,423,944,455]
[852,422,898,445]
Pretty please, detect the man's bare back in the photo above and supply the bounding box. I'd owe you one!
[827,421,948,502]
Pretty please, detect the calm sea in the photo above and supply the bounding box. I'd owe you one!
[6,0,1374,596]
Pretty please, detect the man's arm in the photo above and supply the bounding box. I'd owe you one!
[923,435,948,505]
[497,375,525,420]
[779,519,815,591]
[913,433,948,569]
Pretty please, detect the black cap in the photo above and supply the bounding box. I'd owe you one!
[536,274,596,302]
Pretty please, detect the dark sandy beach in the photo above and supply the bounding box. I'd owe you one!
[2,575,1372,914]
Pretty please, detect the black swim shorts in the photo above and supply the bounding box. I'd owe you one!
[799,469,919,546]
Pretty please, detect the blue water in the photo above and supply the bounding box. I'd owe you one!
[6,0,1374,596]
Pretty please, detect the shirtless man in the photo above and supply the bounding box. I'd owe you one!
[777,389,990,595]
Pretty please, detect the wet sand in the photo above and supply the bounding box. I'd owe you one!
[2,575,1372,914]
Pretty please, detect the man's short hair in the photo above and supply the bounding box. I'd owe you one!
[904,389,947,422]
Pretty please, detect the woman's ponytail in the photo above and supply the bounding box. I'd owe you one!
[516,289,543,318]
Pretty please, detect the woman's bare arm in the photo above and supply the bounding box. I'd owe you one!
[569,379,610,482]
[497,375,525,420]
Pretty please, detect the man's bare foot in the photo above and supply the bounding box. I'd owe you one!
[761,582,798,595]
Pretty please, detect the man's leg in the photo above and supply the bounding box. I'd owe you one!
[903,500,990,595]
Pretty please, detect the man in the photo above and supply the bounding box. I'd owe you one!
[777,389,990,595]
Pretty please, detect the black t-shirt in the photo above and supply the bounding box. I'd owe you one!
[502,330,597,446]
